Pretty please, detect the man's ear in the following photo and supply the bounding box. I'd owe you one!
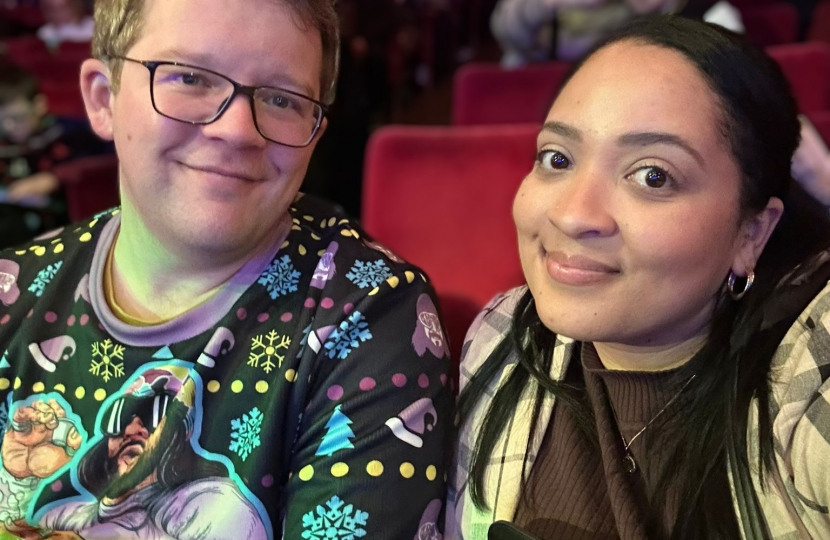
[316,117,328,142]
[80,59,115,141]
[731,197,785,276]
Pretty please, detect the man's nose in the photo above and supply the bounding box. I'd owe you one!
[125,416,149,438]
[201,93,267,149]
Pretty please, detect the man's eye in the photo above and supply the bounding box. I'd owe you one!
[537,150,571,170]
[270,96,290,109]
[179,73,204,86]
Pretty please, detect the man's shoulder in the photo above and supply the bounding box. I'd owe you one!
[289,193,428,279]
[0,210,116,337]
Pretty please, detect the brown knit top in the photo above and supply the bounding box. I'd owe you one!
[513,343,697,540]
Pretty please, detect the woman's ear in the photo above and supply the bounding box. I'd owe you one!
[80,58,115,141]
[731,197,785,275]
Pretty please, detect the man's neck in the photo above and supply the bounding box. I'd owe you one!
[102,471,158,507]
[110,209,287,323]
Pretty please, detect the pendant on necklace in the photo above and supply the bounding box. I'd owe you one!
[623,453,637,474]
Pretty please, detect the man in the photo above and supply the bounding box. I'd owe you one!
[0,0,452,538]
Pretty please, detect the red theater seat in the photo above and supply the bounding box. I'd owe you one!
[53,153,120,221]
[3,36,50,70]
[452,62,570,125]
[0,5,44,31]
[363,124,538,366]
[741,3,799,47]
[3,38,90,118]
[805,111,830,146]
[808,1,830,45]
[767,43,830,114]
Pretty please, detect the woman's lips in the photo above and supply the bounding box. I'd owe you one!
[545,250,620,286]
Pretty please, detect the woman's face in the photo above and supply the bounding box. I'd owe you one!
[514,41,770,349]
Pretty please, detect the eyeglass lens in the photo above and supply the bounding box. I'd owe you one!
[151,64,321,147]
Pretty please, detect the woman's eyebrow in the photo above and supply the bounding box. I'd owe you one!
[618,132,705,166]
[542,121,583,142]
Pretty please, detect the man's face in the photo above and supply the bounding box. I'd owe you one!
[107,416,154,476]
[107,0,324,257]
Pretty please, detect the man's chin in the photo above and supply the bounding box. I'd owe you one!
[106,446,158,500]
[117,449,144,476]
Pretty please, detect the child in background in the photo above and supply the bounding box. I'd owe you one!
[0,62,107,247]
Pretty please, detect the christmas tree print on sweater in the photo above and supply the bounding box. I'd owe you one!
[315,405,355,457]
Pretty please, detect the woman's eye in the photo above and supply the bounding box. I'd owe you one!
[537,150,571,170]
[630,166,673,189]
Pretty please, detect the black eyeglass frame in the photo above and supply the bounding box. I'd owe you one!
[110,55,327,148]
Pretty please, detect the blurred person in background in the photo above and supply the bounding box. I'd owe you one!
[0,62,106,248]
[37,0,94,49]
[491,0,741,66]
[791,115,830,208]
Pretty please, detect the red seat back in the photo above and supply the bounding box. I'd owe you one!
[363,124,538,363]
[767,42,830,114]
[53,153,120,221]
[452,62,570,125]
[740,3,799,47]
[3,36,51,70]
[3,38,90,118]
[805,110,830,146]
[808,0,830,44]
[0,5,44,30]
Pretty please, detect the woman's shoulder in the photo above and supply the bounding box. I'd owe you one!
[765,278,830,533]
[457,286,527,389]
[775,272,830,357]
[768,274,830,423]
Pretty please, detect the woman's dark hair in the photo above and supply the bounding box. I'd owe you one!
[459,15,830,540]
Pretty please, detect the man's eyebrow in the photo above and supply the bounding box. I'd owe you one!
[154,48,316,97]
[618,132,705,166]
[541,121,583,142]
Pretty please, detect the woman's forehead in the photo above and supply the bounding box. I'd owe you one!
[548,41,721,140]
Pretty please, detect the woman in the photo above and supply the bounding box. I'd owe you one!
[447,16,830,540]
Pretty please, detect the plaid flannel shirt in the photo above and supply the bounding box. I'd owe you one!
[446,283,830,540]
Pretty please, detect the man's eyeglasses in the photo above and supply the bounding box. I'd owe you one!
[111,56,326,148]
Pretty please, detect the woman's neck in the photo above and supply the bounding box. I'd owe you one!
[594,331,708,372]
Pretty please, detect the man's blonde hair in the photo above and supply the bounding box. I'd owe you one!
[92,0,340,104]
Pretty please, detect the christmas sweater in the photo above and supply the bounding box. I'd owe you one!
[0,194,452,540]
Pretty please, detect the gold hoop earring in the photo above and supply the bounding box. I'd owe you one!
[727,270,755,301]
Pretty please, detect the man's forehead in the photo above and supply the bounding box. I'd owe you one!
[134,0,323,96]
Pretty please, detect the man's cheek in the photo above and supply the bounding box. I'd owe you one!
[107,438,122,458]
